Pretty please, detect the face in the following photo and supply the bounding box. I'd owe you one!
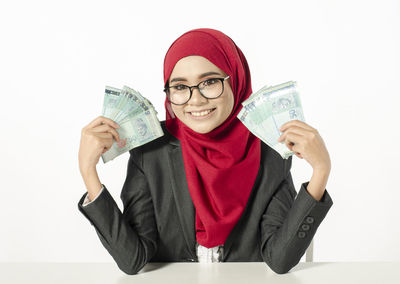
[167,55,234,134]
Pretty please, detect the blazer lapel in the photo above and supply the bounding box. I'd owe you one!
[166,138,197,258]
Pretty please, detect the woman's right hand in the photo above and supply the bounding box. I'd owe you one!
[79,116,121,177]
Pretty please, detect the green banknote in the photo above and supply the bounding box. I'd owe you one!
[238,81,305,159]
[101,85,164,163]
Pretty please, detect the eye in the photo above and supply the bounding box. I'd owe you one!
[172,84,187,91]
[203,78,218,86]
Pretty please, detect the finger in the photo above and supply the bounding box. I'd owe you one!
[294,152,303,159]
[96,133,114,150]
[278,126,310,142]
[282,132,304,149]
[291,144,304,158]
[96,132,114,142]
[91,123,116,132]
[96,130,120,144]
[279,120,316,132]
[91,124,120,142]
[85,116,120,130]
[101,143,112,154]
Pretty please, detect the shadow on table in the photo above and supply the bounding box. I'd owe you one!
[116,263,173,284]
[289,262,331,273]
[140,262,173,273]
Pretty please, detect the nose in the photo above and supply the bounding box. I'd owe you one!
[188,87,208,104]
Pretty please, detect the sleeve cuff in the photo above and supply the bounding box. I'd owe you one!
[299,181,333,205]
[82,185,105,207]
[77,184,117,227]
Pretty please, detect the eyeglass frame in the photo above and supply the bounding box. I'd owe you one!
[164,75,230,105]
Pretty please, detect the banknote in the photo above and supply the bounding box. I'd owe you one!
[101,85,164,163]
[238,81,305,159]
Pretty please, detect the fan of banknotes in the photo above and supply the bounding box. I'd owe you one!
[101,85,164,163]
[237,81,305,159]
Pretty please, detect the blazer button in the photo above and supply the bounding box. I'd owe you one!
[305,216,314,224]
[298,231,306,238]
[301,224,310,231]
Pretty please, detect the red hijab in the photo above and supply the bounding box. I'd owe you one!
[163,28,261,248]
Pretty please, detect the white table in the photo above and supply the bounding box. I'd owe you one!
[0,262,399,283]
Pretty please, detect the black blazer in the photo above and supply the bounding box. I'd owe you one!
[78,120,333,275]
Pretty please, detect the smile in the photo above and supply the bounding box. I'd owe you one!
[188,108,216,118]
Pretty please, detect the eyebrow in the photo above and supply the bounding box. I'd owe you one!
[169,71,222,84]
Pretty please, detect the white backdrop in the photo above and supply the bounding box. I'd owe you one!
[1,0,399,262]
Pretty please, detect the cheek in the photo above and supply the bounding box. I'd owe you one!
[230,95,235,111]
[225,92,235,115]
[171,105,184,117]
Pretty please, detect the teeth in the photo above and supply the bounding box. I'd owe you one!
[190,109,214,116]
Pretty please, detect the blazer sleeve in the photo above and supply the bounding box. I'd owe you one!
[77,148,158,275]
[82,185,104,206]
[260,160,333,274]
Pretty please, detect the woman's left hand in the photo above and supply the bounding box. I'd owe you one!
[277,120,331,172]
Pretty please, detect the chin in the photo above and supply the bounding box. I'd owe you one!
[195,128,213,134]
[181,121,215,134]
[189,125,214,134]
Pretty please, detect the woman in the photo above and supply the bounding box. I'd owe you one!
[78,28,333,275]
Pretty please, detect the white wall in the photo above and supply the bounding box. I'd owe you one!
[1,0,399,262]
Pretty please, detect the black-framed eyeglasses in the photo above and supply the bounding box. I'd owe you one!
[164,76,230,105]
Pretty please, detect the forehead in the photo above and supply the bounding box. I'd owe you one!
[170,55,226,77]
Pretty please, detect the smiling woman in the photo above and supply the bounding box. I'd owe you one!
[161,28,263,251]
[166,56,235,134]
[78,28,333,275]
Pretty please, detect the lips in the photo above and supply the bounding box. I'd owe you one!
[188,108,216,116]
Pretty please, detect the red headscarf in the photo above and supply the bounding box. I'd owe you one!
[163,28,261,248]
